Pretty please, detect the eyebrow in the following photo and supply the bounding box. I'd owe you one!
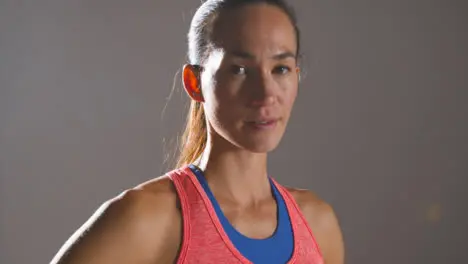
[228,50,296,60]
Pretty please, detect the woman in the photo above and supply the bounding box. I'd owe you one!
[51,0,344,263]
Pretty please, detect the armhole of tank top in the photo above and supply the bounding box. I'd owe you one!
[168,170,191,264]
[272,181,324,260]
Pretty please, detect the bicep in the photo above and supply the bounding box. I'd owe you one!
[291,190,345,264]
[318,206,344,264]
[51,190,180,264]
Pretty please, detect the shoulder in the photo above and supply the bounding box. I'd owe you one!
[107,175,181,234]
[52,175,181,263]
[101,175,180,237]
[129,173,180,214]
[100,175,182,256]
[286,187,345,264]
[285,187,335,229]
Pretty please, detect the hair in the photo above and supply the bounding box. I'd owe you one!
[175,0,301,168]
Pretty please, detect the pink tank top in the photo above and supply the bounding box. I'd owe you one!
[168,166,324,264]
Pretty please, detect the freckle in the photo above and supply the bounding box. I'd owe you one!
[426,203,442,224]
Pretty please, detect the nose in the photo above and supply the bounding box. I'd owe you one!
[249,71,277,107]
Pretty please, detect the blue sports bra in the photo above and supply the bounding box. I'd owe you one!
[189,165,294,263]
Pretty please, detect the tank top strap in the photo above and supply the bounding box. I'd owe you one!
[167,166,324,264]
[270,178,324,262]
[167,167,246,263]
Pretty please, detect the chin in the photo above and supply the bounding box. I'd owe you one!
[238,135,283,153]
[211,122,286,153]
[246,144,279,154]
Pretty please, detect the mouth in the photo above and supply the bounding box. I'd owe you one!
[245,118,279,129]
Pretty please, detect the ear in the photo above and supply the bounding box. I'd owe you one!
[296,66,301,82]
[182,64,204,102]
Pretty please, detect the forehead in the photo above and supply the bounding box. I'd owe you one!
[211,4,297,57]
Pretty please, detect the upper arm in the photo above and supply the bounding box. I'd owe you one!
[313,203,345,264]
[290,190,345,264]
[51,179,181,264]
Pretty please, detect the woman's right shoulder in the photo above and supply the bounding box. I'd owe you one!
[101,174,180,229]
[110,174,180,226]
[51,175,182,264]
[127,174,180,211]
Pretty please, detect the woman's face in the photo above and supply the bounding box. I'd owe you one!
[201,3,299,153]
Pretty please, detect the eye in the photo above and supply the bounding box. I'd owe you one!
[273,65,291,75]
[230,65,247,75]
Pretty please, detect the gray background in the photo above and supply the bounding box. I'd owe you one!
[1,0,467,263]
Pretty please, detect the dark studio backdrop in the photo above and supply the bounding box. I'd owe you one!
[1,0,467,263]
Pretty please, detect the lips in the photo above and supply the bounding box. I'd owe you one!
[246,117,278,123]
[245,118,279,129]
[248,120,275,125]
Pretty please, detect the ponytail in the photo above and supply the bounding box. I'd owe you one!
[175,100,207,168]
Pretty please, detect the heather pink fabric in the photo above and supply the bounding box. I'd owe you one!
[168,166,324,264]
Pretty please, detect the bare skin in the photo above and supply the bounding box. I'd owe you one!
[51,3,344,264]
[51,178,343,263]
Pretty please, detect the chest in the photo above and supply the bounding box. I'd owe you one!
[169,169,324,264]
[221,199,278,239]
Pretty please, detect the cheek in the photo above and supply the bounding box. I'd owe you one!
[214,87,241,119]
[281,79,299,110]
[203,80,242,124]
[212,75,243,109]
[289,86,298,105]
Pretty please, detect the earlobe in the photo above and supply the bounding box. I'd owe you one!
[296,67,301,82]
[182,64,204,102]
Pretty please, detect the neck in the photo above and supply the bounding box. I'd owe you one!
[194,132,272,205]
